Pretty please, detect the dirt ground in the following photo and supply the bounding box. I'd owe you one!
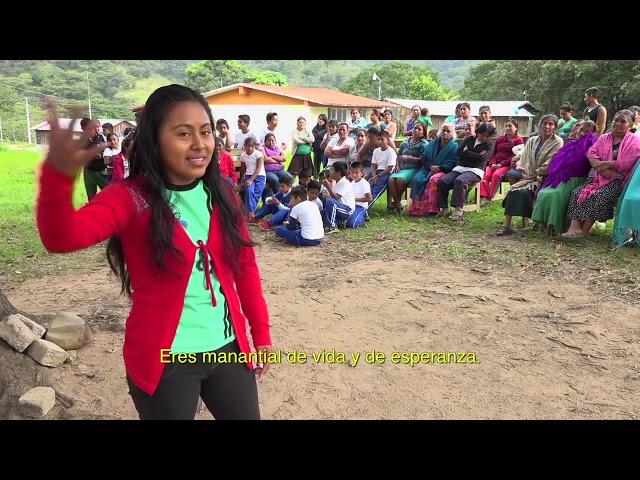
[2,230,640,420]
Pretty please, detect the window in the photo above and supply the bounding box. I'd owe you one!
[328,108,349,123]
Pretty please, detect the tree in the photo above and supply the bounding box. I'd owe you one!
[185,60,290,92]
[185,60,253,92]
[248,70,287,86]
[410,75,459,101]
[462,60,640,126]
[340,62,451,100]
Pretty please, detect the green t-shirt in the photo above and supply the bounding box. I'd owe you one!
[557,116,577,136]
[418,115,433,127]
[295,130,312,155]
[167,180,235,353]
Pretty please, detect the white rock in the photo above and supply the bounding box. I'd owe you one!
[44,312,93,350]
[27,339,68,367]
[10,313,46,339]
[0,315,37,352]
[18,386,56,418]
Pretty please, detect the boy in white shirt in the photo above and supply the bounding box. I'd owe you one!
[322,161,355,233]
[255,112,287,151]
[239,137,266,216]
[347,161,372,228]
[306,180,324,212]
[275,186,324,246]
[234,114,259,150]
[369,130,397,207]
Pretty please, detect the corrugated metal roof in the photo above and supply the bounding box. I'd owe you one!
[204,83,396,109]
[385,99,535,117]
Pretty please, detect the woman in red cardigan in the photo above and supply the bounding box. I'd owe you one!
[36,85,273,420]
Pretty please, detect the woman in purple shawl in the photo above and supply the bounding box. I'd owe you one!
[531,120,596,235]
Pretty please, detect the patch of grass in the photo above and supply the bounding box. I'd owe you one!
[115,74,172,105]
[0,149,87,273]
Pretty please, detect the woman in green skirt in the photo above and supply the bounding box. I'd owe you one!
[531,120,596,235]
[387,121,429,213]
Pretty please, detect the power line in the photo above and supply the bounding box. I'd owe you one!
[0,80,86,104]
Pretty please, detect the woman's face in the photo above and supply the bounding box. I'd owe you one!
[412,123,425,139]
[540,119,556,136]
[440,127,453,142]
[577,123,594,138]
[328,124,338,135]
[384,111,393,122]
[459,106,470,118]
[479,110,491,121]
[560,110,572,121]
[411,106,420,118]
[370,112,378,122]
[318,117,326,126]
[504,122,516,136]
[108,135,118,148]
[612,113,631,136]
[297,118,306,129]
[266,136,276,148]
[158,101,214,185]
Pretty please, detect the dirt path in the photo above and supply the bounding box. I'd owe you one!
[3,237,640,419]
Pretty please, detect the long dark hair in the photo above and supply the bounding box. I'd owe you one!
[107,84,252,297]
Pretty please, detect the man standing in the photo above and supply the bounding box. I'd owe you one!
[81,118,108,201]
[256,112,287,151]
[583,87,607,137]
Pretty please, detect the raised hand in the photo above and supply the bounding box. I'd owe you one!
[43,101,105,177]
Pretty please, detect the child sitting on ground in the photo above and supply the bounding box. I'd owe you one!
[250,177,293,230]
[347,161,372,228]
[293,168,312,188]
[306,179,324,212]
[322,161,355,233]
[275,186,324,246]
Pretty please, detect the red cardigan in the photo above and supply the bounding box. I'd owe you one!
[112,152,126,181]
[219,150,238,184]
[36,162,271,395]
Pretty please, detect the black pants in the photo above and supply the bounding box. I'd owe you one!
[127,341,260,420]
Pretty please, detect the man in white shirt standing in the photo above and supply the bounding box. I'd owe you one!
[234,114,259,150]
[255,112,287,151]
[321,160,355,233]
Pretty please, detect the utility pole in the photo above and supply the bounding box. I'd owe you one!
[25,97,32,144]
[372,73,381,100]
[87,72,92,119]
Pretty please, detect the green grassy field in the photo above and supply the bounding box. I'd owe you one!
[1,145,638,283]
[0,148,87,270]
